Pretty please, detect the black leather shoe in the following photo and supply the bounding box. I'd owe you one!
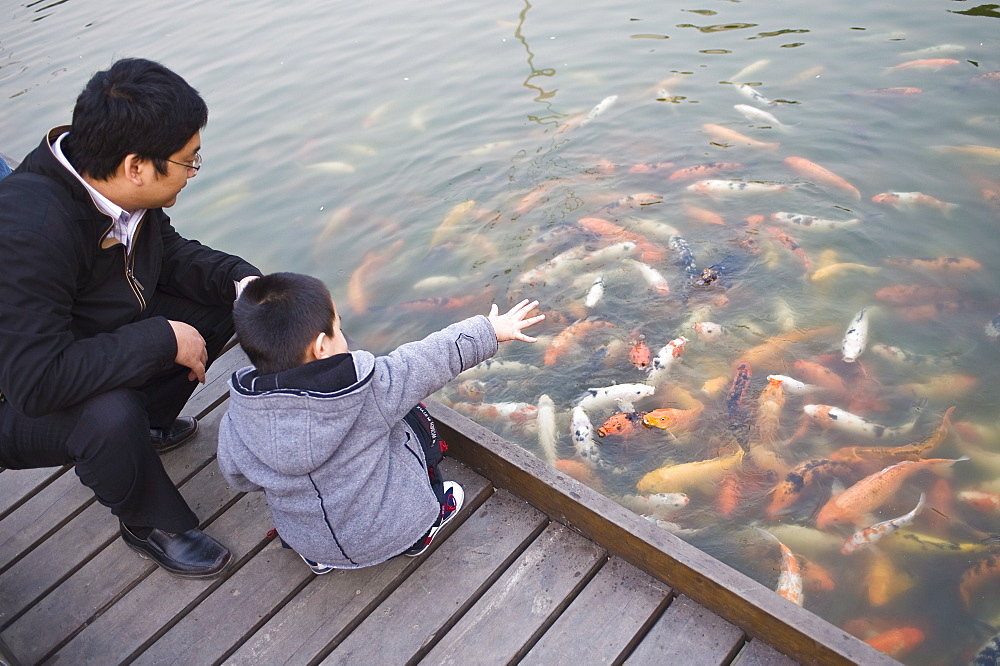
[121,523,233,579]
[150,416,198,453]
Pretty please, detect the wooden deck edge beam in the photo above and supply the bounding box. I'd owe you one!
[424,399,897,666]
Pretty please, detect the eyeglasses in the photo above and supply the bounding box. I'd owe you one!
[165,152,202,175]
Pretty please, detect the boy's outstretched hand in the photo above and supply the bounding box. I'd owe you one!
[488,299,545,343]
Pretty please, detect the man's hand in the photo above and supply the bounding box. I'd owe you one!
[487,299,544,343]
[169,320,207,383]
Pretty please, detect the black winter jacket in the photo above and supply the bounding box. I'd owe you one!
[0,128,260,417]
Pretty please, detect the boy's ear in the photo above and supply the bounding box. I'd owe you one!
[312,331,336,360]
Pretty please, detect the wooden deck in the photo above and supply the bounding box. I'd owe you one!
[0,344,897,665]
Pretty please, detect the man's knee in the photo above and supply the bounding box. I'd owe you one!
[69,389,148,458]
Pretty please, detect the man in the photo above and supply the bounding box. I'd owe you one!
[0,58,261,578]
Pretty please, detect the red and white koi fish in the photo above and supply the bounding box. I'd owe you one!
[842,493,926,554]
[624,259,670,295]
[765,227,811,270]
[957,489,1000,514]
[628,332,652,370]
[688,179,788,195]
[871,191,958,213]
[450,401,538,422]
[519,241,637,285]
[577,383,656,413]
[767,374,817,395]
[756,528,804,606]
[536,394,557,466]
[668,162,742,181]
[841,307,870,363]
[646,336,688,385]
[702,123,780,149]
[784,156,861,199]
[803,404,920,439]
[770,211,859,230]
[766,458,856,518]
[890,58,960,70]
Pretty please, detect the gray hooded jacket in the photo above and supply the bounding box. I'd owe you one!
[217,315,498,568]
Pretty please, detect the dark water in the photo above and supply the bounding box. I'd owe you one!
[2,0,999,662]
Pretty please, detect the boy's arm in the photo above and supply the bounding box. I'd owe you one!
[217,417,264,492]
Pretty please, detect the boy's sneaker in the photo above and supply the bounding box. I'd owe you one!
[403,481,465,557]
[299,553,337,575]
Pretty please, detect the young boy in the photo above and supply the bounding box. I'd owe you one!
[217,272,543,573]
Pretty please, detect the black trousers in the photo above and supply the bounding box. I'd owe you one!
[0,290,234,533]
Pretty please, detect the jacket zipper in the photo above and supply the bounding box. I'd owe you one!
[125,217,147,310]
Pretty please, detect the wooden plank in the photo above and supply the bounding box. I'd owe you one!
[226,459,495,665]
[0,405,229,629]
[520,557,673,666]
[0,466,70,520]
[1,457,241,664]
[50,491,270,665]
[734,639,801,666]
[420,521,607,665]
[625,595,744,665]
[425,399,899,666]
[181,344,249,419]
[324,489,548,665]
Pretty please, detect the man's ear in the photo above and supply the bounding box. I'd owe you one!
[122,154,145,185]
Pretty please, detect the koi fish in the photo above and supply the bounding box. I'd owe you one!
[684,203,725,226]
[516,179,561,215]
[536,394,557,466]
[753,376,786,447]
[958,489,1000,514]
[884,256,982,273]
[960,554,1000,612]
[637,448,745,495]
[642,404,704,432]
[932,144,1000,164]
[450,401,538,422]
[800,557,836,593]
[605,192,664,209]
[692,321,724,342]
[803,404,921,440]
[628,332,652,369]
[971,631,1000,666]
[452,379,487,401]
[901,44,965,58]
[766,458,856,518]
[577,383,656,413]
[726,362,753,424]
[729,58,771,83]
[629,161,675,173]
[597,411,647,437]
[545,319,616,365]
[895,301,969,322]
[577,217,666,263]
[864,627,924,660]
[624,259,670,295]
[770,211,860,231]
[767,374,817,395]
[584,276,605,309]
[866,546,916,607]
[579,95,618,126]
[756,528,804,606]
[784,65,824,86]
[668,235,699,280]
[734,84,776,106]
[430,200,477,246]
[570,406,601,465]
[765,227,811,270]
[716,471,742,516]
[668,162,742,181]
[784,156,861,199]
[398,293,483,313]
[687,179,788,195]
[737,325,837,372]
[815,457,967,529]
[842,493,926,554]
[457,359,540,379]
[890,58,960,70]
[829,407,954,467]
[628,218,681,242]
[702,123,780,149]
[811,262,880,281]
[875,284,960,305]
[792,361,848,396]
[519,241,637,285]
[619,492,690,520]
[554,458,602,489]
[861,86,923,96]
[898,374,978,399]
[841,307,870,363]
[734,103,788,129]
[646,336,688,386]
[871,191,958,213]
[347,240,404,314]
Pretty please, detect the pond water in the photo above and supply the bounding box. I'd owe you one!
[2,0,999,662]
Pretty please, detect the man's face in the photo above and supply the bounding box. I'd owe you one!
[146,131,201,208]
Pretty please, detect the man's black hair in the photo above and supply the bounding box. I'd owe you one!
[235,273,336,375]
[63,58,208,180]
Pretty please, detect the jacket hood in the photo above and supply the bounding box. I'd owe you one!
[226,351,377,475]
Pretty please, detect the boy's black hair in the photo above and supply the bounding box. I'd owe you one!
[234,273,336,375]
[63,58,208,180]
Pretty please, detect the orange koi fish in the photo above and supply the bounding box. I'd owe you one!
[637,448,745,495]
[668,161,742,181]
[628,332,651,369]
[597,411,647,438]
[702,123,780,149]
[577,217,666,263]
[862,87,923,96]
[865,547,916,607]
[398,292,482,313]
[792,360,848,396]
[701,375,729,397]
[544,319,615,365]
[756,528,804,606]
[347,240,404,314]
[765,227,811,271]
[884,256,983,273]
[896,301,966,322]
[753,376,786,447]
[716,471,741,517]
[629,161,675,173]
[815,457,967,529]
[784,156,860,200]
[841,493,926,554]
[961,553,1000,611]
[766,458,855,518]
[829,406,954,468]
[874,284,959,305]
[864,627,924,659]
[898,374,978,399]
[642,404,704,432]
[736,325,837,371]
[684,203,725,225]
[555,458,604,492]
[890,58,959,70]
[957,489,1000,514]
[800,557,836,593]
[516,179,561,215]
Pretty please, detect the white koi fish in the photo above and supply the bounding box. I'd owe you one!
[734,104,787,129]
[687,180,789,195]
[584,276,606,308]
[536,394,557,466]
[770,212,859,230]
[842,307,870,363]
[458,359,540,379]
[580,95,618,126]
[901,44,965,58]
[577,383,656,412]
[730,58,771,83]
[646,337,689,386]
[767,375,818,395]
[620,493,690,520]
[842,493,926,554]
[571,405,601,465]
[628,217,681,242]
[870,344,955,369]
[735,83,776,106]
[518,241,637,284]
[624,259,670,295]
[692,321,724,342]
[803,404,921,439]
